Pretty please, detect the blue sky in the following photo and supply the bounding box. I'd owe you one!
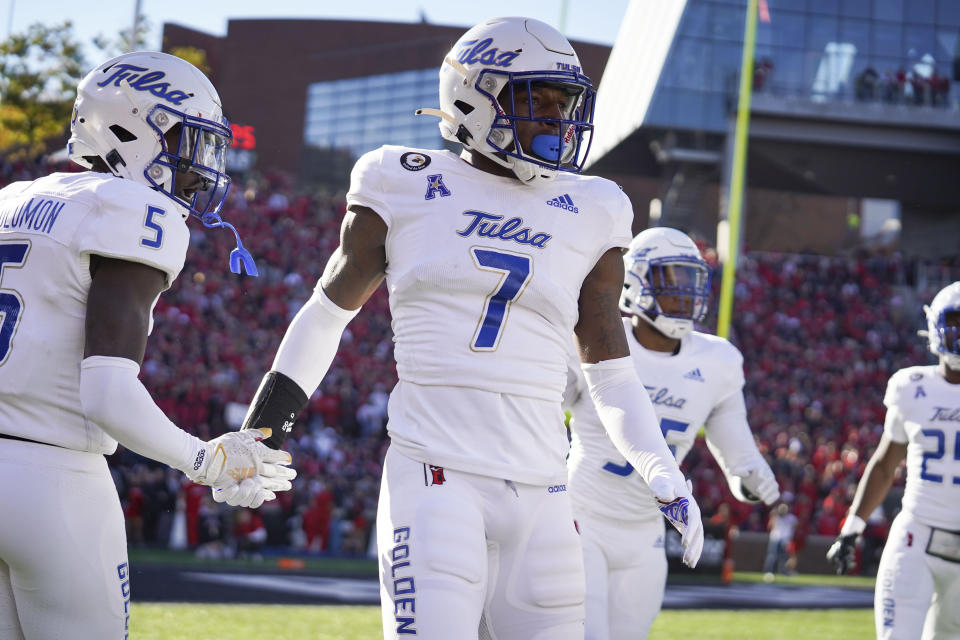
[4,0,630,57]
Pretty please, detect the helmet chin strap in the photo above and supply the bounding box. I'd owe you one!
[942,352,960,373]
[639,304,693,340]
[414,107,454,124]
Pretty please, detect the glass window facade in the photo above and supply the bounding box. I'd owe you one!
[646,0,959,132]
[303,69,443,159]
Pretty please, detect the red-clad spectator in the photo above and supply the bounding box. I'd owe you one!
[5,159,949,562]
[302,486,334,551]
[183,481,208,548]
[233,510,267,559]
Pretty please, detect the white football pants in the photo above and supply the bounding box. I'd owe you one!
[575,506,667,640]
[0,439,129,640]
[377,446,585,640]
[875,511,960,640]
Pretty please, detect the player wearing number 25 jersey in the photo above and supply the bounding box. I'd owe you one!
[829,281,960,640]
[0,52,293,640]
[236,17,702,640]
[566,227,779,640]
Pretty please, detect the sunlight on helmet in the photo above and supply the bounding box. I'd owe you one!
[621,228,711,340]
[417,17,596,184]
[68,51,257,275]
[924,282,960,371]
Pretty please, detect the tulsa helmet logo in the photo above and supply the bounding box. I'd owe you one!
[97,63,191,105]
[455,38,520,67]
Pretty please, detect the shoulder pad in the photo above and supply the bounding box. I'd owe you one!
[0,181,32,199]
[690,332,744,367]
[884,366,928,408]
[75,177,190,286]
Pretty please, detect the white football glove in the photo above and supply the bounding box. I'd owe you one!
[649,476,704,568]
[212,474,293,509]
[729,462,779,506]
[184,427,296,493]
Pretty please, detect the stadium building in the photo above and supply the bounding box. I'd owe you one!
[160,19,610,186]
[163,2,960,256]
[589,0,960,256]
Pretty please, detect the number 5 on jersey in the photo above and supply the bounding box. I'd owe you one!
[470,247,532,351]
[603,417,690,476]
[0,240,30,366]
[140,205,166,249]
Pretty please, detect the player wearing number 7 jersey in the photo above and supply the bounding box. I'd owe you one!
[237,17,699,640]
[565,227,779,640]
[828,281,960,640]
[0,52,294,639]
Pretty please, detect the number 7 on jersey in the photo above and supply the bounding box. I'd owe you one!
[470,247,533,351]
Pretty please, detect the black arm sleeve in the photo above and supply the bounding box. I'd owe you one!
[241,371,309,449]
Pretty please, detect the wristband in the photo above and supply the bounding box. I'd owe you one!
[241,371,309,449]
[840,514,866,536]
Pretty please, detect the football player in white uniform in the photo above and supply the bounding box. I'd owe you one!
[566,227,780,640]
[828,281,960,640]
[236,17,702,640]
[0,52,294,639]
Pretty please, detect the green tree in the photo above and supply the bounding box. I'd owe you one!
[168,46,211,77]
[92,15,152,58]
[0,21,86,160]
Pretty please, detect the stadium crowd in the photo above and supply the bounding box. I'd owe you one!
[2,159,958,568]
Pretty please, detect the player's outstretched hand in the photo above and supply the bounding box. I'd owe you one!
[826,514,865,575]
[826,533,858,575]
[730,463,780,506]
[185,427,296,495]
[212,473,293,508]
[650,476,704,568]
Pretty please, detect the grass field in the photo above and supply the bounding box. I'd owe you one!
[732,571,876,589]
[130,604,875,639]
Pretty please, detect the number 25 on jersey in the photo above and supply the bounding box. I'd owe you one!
[921,427,960,485]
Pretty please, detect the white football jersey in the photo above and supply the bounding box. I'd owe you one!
[567,319,744,520]
[0,172,189,454]
[346,146,633,484]
[883,365,960,530]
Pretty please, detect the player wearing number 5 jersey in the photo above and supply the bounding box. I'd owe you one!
[828,281,960,640]
[237,17,701,640]
[0,52,293,640]
[565,227,779,640]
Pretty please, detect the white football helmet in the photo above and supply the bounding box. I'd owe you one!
[620,227,711,340]
[69,50,232,219]
[68,51,257,275]
[417,17,596,184]
[923,281,960,370]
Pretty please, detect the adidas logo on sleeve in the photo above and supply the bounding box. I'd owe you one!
[546,194,579,214]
